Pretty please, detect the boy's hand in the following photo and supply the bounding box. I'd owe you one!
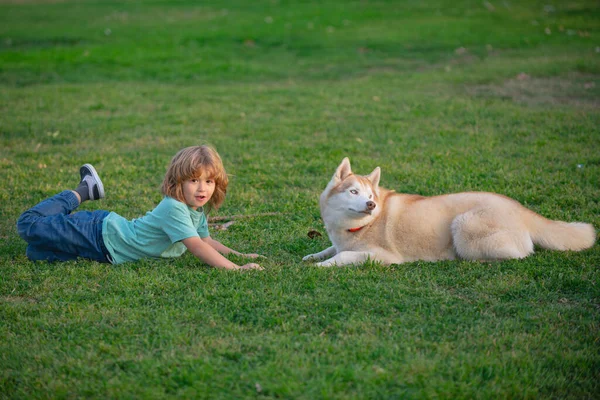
[239,263,263,270]
[243,253,264,259]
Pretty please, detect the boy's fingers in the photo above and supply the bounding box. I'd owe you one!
[241,263,263,270]
[245,253,266,259]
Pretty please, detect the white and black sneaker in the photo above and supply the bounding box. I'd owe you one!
[78,164,105,201]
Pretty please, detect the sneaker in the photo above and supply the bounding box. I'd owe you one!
[79,163,105,200]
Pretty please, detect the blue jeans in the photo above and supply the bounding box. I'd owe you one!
[16,190,112,263]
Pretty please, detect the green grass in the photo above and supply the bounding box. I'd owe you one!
[1,0,599,398]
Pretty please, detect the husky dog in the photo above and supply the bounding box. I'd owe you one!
[303,158,596,267]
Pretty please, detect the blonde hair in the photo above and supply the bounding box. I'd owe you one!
[161,145,228,212]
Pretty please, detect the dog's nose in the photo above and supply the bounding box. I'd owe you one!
[366,201,376,210]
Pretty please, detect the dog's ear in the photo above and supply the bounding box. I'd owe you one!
[333,157,352,181]
[366,167,381,189]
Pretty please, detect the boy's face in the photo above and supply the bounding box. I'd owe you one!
[182,177,215,210]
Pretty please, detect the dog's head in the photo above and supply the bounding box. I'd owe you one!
[319,157,381,227]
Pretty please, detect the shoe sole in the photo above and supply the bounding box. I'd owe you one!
[80,163,105,199]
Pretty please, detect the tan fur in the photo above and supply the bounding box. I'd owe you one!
[303,158,596,266]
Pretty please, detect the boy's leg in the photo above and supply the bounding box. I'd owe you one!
[19,209,111,262]
[17,190,81,234]
[26,246,80,262]
[17,163,104,226]
[16,165,110,262]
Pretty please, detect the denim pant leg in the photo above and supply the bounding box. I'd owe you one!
[17,190,111,263]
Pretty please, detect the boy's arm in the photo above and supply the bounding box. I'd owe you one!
[182,237,261,270]
[202,236,262,259]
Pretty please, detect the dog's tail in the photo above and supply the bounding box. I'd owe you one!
[526,211,596,251]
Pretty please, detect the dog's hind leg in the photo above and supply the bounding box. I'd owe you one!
[451,208,534,261]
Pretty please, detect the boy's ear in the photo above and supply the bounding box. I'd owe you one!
[333,157,352,181]
[366,167,381,189]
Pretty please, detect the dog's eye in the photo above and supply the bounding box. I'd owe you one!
[369,194,372,199]
[350,189,358,195]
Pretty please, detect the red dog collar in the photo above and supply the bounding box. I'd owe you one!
[347,226,365,233]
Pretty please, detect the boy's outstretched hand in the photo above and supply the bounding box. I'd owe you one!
[243,253,264,259]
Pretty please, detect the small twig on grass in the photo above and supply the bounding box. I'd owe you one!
[208,212,284,230]
[208,212,283,222]
[209,220,237,231]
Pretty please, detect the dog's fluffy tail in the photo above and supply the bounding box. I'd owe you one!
[526,212,596,251]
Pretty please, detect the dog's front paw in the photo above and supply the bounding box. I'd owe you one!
[302,253,318,262]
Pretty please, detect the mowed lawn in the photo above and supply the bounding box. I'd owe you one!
[1,0,599,398]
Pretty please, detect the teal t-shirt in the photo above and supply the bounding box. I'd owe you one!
[101,197,209,264]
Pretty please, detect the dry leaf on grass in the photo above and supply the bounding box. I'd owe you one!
[307,230,322,239]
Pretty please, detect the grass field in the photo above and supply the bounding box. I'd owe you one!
[1,0,599,398]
